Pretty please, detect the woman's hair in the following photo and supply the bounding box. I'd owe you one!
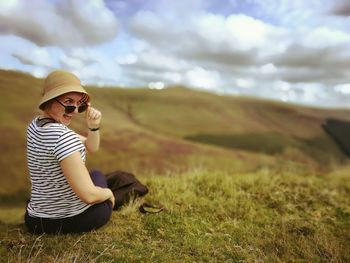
[40,99,54,111]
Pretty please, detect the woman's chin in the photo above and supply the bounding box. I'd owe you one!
[62,115,72,125]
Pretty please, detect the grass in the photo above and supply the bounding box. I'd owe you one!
[1,165,349,262]
[1,70,350,262]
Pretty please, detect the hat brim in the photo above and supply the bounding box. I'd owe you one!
[38,85,89,110]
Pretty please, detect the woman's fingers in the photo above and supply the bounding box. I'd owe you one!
[89,109,101,119]
[86,106,102,127]
[87,107,101,118]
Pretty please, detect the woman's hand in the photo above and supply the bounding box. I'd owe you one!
[86,104,102,129]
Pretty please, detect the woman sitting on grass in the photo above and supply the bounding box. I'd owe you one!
[25,70,115,234]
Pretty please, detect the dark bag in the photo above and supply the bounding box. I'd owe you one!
[106,170,149,210]
[322,118,350,156]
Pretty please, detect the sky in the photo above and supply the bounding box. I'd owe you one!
[1,0,350,108]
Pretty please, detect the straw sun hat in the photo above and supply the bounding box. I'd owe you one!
[38,70,90,110]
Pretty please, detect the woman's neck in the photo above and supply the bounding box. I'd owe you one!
[41,112,57,121]
[36,116,57,127]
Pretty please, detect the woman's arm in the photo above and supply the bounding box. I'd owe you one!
[79,105,101,153]
[78,130,100,153]
[85,105,102,152]
[60,151,114,206]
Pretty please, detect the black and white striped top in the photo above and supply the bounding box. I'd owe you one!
[26,117,91,218]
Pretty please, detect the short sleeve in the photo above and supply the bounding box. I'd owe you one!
[53,130,84,162]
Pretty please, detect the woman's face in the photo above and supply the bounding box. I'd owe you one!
[45,92,85,126]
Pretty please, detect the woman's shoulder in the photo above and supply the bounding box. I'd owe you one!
[29,117,76,137]
[46,124,77,139]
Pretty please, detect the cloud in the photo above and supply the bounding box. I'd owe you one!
[272,45,350,69]
[185,67,222,90]
[328,0,350,16]
[0,0,119,47]
[128,6,350,86]
[59,48,100,70]
[12,46,54,68]
[193,14,272,50]
[129,11,177,45]
[59,54,85,70]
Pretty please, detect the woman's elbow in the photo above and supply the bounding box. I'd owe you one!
[86,146,99,153]
[80,195,96,204]
[79,189,99,204]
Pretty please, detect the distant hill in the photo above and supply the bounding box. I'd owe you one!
[1,69,350,197]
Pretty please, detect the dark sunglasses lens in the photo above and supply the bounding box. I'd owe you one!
[65,106,76,114]
[78,104,88,113]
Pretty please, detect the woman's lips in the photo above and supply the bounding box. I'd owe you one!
[63,114,72,121]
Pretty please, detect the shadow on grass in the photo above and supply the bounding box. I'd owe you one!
[0,195,26,232]
[184,132,298,155]
[0,189,29,207]
[184,132,347,166]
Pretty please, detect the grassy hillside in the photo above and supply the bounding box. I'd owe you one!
[0,70,349,262]
[93,86,349,165]
[0,69,350,197]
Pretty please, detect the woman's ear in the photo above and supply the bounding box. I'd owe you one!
[40,99,54,111]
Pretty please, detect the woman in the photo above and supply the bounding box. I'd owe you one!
[25,70,115,234]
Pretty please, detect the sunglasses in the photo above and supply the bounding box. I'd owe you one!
[54,98,88,114]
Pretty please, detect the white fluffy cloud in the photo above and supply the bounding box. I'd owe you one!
[185,67,222,90]
[12,48,53,68]
[0,0,119,47]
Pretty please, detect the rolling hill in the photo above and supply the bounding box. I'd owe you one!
[1,69,349,198]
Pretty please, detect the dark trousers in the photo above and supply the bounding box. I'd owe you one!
[25,171,113,234]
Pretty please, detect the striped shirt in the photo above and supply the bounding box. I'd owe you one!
[26,117,91,218]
